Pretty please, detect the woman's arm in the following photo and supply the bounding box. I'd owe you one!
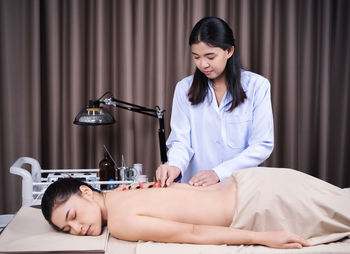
[166,81,194,178]
[110,215,310,249]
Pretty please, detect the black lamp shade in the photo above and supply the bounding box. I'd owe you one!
[73,107,115,125]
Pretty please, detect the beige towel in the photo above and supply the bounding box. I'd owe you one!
[231,167,350,245]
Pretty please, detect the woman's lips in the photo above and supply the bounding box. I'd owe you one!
[204,71,212,75]
[85,225,91,236]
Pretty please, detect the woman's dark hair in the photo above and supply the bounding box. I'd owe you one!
[41,178,100,231]
[188,17,246,111]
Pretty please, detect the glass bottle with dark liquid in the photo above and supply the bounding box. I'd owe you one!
[99,152,115,190]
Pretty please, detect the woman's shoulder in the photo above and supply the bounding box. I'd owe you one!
[172,75,194,99]
[240,70,270,92]
[176,75,194,89]
[241,70,269,84]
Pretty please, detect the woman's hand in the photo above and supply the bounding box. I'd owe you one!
[156,165,181,187]
[256,231,311,249]
[189,170,219,186]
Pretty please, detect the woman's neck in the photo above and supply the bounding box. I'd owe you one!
[94,192,108,223]
[212,71,227,88]
[212,76,227,106]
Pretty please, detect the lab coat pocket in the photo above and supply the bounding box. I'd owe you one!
[226,114,252,148]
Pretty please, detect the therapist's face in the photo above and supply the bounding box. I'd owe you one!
[50,186,103,236]
[191,42,234,81]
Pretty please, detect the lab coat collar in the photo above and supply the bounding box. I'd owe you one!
[208,80,232,109]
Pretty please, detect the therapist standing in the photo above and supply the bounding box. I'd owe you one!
[157,17,274,187]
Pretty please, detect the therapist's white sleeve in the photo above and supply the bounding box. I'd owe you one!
[166,83,194,174]
[213,79,274,181]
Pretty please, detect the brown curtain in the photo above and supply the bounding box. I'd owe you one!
[1,0,349,214]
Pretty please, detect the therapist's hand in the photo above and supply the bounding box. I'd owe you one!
[156,165,181,187]
[189,170,219,186]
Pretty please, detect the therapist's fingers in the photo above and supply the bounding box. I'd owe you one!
[195,176,218,186]
[166,174,177,187]
[194,170,219,186]
[188,171,205,185]
[189,170,219,186]
[156,165,180,187]
[189,172,205,185]
[156,164,168,187]
[165,166,181,187]
[201,176,219,186]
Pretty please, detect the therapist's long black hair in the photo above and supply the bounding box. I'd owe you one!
[188,17,246,112]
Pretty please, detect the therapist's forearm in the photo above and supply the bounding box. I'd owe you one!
[214,141,273,180]
[167,146,193,173]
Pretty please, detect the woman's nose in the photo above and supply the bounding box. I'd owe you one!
[69,221,83,235]
[200,59,209,69]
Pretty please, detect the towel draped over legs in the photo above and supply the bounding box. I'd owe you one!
[230,167,350,245]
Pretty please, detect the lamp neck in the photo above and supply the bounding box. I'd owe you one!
[102,97,165,119]
[89,100,101,108]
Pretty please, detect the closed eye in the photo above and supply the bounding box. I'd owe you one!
[206,53,216,60]
[62,226,71,233]
[67,211,77,233]
[61,210,76,233]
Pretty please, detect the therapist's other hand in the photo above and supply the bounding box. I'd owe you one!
[156,165,181,187]
[189,170,219,186]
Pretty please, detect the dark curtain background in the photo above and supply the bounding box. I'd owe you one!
[0,0,349,213]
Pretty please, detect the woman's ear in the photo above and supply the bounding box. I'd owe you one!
[79,185,93,199]
[226,46,234,58]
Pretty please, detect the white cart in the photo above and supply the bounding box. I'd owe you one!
[10,157,133,206]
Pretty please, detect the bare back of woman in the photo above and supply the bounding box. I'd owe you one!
[106,176,237,241]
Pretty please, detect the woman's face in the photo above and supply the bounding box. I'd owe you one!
[191,42,234,81]
[50,187,103,236]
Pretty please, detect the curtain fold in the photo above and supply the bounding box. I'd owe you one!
[1,0,349,213]
[0,0,41,212]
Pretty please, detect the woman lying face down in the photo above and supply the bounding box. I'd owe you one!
[41,174,312,249]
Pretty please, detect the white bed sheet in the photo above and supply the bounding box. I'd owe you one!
[128,239,350,254]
